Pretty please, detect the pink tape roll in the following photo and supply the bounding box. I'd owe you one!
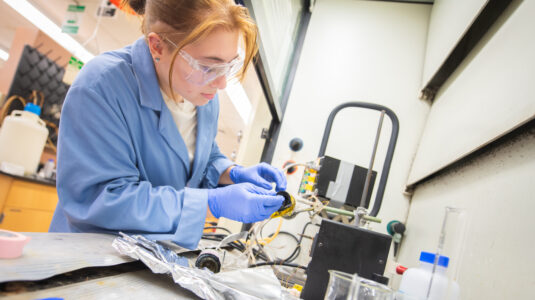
[0,229,31,259]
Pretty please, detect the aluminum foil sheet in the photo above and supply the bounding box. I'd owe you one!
[112,233,285,300]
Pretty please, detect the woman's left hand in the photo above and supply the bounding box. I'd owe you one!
[229,162,287,191]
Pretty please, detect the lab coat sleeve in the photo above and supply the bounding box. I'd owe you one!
[201,141,234,188]
[56,86,206,250]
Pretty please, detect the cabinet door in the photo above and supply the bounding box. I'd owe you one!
[0,206,54,232]
[5,180,58,211]
[0,174,14,212]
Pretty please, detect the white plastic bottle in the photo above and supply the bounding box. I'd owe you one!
[43,158,55,178]
[0,103,48,175]
[398,251,460,300]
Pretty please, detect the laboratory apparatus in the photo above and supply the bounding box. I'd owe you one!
[165,102,401,298]
[300,102,399,299]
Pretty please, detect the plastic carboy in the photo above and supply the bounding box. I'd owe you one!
[0,103,49,175]
[398,251,460,300]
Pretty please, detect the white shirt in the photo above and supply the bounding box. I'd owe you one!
[161,89,197,168]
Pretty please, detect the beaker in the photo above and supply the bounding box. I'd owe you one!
[349,276,393,300]
[392,291,424,300]
[325,270,356,300]
[325,270,394,300]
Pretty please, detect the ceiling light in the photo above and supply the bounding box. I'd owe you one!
[4,0,94,63]
[0,48,8,61]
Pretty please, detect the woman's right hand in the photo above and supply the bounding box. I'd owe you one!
[207,183,284,223]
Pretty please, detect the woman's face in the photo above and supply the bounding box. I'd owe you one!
[149,28,240,106]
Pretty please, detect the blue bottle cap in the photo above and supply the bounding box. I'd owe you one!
[24,103,41,116]
[419,251,449,267]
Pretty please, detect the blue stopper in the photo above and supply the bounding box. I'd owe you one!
[24,103,41,116]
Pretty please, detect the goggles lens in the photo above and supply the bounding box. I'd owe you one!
[179,50,243,86]
[160,35,244,86]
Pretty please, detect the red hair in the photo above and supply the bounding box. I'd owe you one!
[123,0,258,98]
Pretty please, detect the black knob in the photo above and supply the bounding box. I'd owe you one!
[393,222,406,234]
[289,138,303,152]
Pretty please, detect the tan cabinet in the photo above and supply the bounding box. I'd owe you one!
[0,173,58,232]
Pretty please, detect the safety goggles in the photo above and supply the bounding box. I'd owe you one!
[164,37,244,86]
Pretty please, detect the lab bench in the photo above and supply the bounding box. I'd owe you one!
[0,232,201,299]
[0,171,58,232]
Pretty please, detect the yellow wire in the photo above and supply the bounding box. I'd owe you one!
[261,217,283,245]
[241,217,284,246]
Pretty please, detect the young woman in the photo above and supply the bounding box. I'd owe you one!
[49,0,286,250]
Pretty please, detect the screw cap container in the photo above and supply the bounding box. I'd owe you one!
[0,107,48,175]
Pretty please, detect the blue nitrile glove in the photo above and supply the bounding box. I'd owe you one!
[229,163,287,192]
[207,183,284,223]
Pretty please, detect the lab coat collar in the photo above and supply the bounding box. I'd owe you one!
[131,36,162,111]
[131,37,190,171]
[130,36,214,180]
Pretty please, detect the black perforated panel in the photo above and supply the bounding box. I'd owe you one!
[6,45,70,144]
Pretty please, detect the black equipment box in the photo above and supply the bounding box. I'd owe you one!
[301,219,391,299]
[316,156,377,208]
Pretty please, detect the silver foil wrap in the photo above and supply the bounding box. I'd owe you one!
[112,233,285,300]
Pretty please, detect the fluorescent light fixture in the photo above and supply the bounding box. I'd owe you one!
[0,48,8,61]
[225,79,252,124]
[4,0,94,63]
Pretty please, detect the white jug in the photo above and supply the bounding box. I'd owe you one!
[0,110,49,175]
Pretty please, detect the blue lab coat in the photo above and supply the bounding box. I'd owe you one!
[49,37,234,249]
